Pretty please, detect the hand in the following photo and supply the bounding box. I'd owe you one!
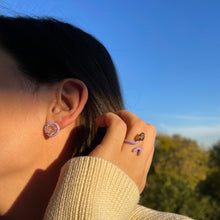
[88,110,156,194]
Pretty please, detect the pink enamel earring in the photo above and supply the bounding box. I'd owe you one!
[44,122,60,137]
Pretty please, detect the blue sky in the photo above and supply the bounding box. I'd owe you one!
[1,0,219,147]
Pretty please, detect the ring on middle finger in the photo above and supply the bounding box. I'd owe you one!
[124,132,145,145]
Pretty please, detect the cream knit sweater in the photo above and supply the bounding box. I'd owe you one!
[44,156,193,220]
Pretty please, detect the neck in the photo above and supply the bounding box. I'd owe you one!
[0,166,60,220]
[0,144,73,220]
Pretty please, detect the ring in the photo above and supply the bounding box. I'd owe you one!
[124,132,145,145]
[135,132,145,141]
[124,132,145,156]
[132,147,144,156]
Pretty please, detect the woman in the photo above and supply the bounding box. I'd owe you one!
[0,16,192,219]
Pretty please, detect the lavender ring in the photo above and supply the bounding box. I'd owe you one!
[124,139,140,145]
[132,147,144,156]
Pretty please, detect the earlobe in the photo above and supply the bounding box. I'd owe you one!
[47,78,88,131]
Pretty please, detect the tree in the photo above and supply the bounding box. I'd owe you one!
[153,133,209,189]
[199,140,220,201]
[139,133,220,220]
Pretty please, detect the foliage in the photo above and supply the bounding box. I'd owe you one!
[139,134,220,220]
[199,140,220,202]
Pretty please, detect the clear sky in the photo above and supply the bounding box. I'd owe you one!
[1,0,219,147]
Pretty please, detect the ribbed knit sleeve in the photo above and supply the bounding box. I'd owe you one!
[43,156,140,220]
[128,205,194,220]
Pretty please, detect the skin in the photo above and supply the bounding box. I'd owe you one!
[0,48,156,219]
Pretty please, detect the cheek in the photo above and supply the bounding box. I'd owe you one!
[0,92,43,178]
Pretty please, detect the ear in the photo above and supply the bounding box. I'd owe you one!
[47,78,88,130]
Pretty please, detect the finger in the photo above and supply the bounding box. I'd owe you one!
[96,112,127,150]
[116,110,146,145]
[116,110,140,129]
[121,122,156,168]
[138,146,155,193]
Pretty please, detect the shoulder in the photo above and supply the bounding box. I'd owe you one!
[128,205,194,220]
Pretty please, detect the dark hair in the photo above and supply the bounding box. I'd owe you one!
[0,15,124,156]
